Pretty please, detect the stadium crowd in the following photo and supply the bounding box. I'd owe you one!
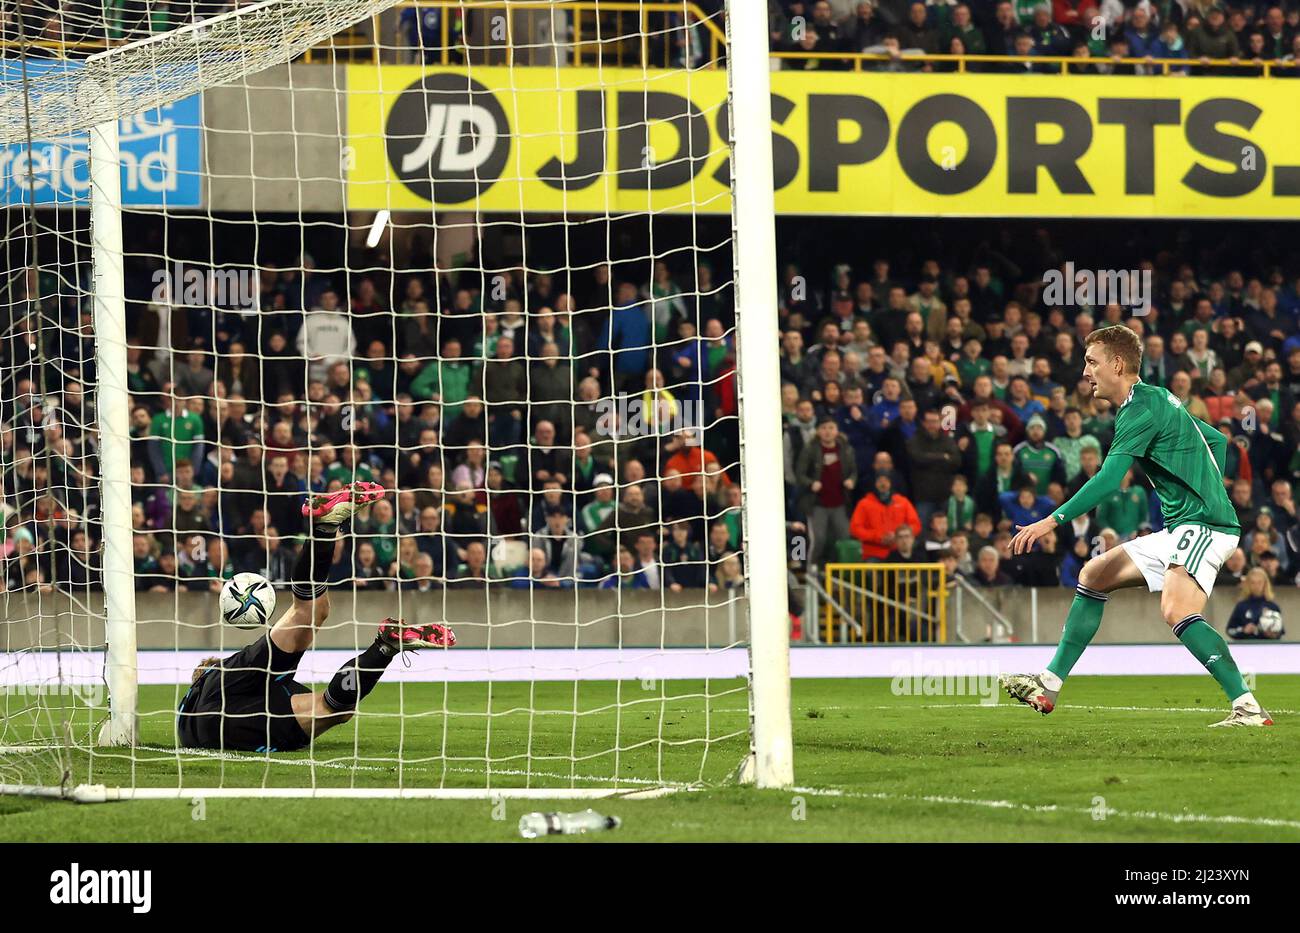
[0,0,235,46]
[1,241,750,597]
[769,0,1300,73]
[11,0,1300,76]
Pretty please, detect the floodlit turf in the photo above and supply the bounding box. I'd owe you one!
[2,675,1298,841]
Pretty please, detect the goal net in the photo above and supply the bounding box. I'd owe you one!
[0,0,791,801]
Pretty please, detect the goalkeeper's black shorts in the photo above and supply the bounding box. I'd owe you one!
[176,633,312,753]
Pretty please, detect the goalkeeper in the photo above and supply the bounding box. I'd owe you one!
[1001,326,1271,728]
[177,482,456,752]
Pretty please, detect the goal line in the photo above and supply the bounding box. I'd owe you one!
[0,783,680,802]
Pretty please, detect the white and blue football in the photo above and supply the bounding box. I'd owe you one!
[219,572,277,629]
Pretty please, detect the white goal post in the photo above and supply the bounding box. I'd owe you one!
[89,117,139,750]
[726,4,793,789]
[1,0,792,800]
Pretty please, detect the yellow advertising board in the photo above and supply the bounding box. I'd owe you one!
[346,66,1300,219]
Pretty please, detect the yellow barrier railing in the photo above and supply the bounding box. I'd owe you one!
[824,562,947,643]
[769,49,1292,76]
[360,1,725,68]
[0,38,110,59]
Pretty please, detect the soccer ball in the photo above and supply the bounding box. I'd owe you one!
[1259,608,1283,637]
[219,573,277,629]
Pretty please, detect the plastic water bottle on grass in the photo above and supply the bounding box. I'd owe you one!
[518,809,621,838]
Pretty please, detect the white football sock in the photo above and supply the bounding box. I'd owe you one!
[1039,670,1063,692]
[1232,692,1260,710]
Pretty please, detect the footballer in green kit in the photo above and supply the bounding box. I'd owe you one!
[1001,325,1272,727]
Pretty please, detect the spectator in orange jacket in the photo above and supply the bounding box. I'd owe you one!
[663,429,728,491]
[849,471,922,561]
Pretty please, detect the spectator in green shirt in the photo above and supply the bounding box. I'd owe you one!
[1096,468,1150,540]
[581,475,617,534]
[1052,408,1102,482]
[325,445,377,487]
[410,337,480,422]
[941,3,987,54]
[1013,0,1044,26]
[944,473,976,530]
[148,393,205,481]
[956,337,991,388]
[1012,414,1066,495]
[364,498,400,570]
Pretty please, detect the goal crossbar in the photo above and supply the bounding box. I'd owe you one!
[0,0,407,143]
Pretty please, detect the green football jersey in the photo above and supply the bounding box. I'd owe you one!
[1071,381,1239,534]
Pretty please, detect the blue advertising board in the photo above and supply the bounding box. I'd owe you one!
[1,59,202,208]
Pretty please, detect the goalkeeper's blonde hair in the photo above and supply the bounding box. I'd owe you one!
[191,657,221,685]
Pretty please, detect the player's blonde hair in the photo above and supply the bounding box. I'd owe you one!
[191,656,220,685]
[1239,566,1274,601]
[1084,325,1143,375]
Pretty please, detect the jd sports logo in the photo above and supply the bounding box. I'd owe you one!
[385,74,510,203]
[383,75,715,204]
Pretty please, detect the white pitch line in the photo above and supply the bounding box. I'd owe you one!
[890,702,1300,715]
[16,742,1297,830]
[794,786,1300,832]
[718,701,1292,715]
[637,701,1289,716]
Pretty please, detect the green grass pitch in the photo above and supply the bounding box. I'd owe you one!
[2,675,1297,842]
